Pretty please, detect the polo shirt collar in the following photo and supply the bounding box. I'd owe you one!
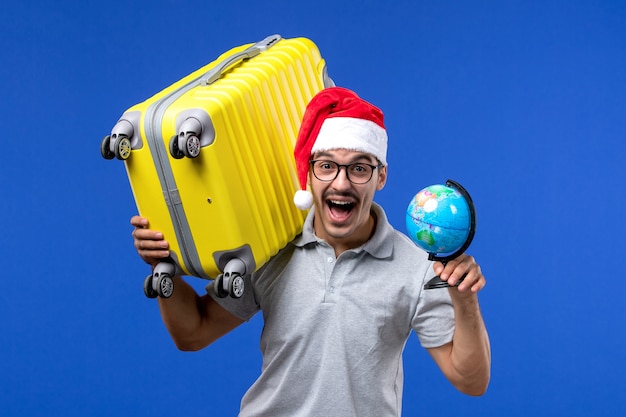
[292,202,394,259]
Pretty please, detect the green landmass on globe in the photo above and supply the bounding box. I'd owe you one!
[415,229,435,246]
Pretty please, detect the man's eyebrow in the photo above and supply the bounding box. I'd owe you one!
[313,151,376,163]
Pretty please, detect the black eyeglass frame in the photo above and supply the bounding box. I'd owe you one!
[309,159,383,184]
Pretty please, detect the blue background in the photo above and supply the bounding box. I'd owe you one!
[2,1,625,416]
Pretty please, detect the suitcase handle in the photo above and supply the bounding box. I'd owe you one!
[202,34,282,86]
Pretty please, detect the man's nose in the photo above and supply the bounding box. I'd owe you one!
[331,166,352,188]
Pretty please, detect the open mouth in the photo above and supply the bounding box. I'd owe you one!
[327,199,356,222]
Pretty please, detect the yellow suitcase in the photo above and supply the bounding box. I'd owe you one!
[101,35,333,298]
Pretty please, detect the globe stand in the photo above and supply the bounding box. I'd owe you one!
[423,179,477,290]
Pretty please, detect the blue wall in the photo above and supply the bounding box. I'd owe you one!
[2,1,624,415]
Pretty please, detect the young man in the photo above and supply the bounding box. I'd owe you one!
[131,87,490,416]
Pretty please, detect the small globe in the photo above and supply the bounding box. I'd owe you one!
[406,184,472,257]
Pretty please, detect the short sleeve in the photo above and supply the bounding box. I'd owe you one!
[411,276,455,348]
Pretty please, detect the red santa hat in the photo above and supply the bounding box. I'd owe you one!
[293,87,387,210]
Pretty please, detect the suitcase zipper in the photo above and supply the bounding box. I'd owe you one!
[145,99,204,277]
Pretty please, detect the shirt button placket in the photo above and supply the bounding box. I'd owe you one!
[325,255,337,303]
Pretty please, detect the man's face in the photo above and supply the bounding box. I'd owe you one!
[309,148,387,250]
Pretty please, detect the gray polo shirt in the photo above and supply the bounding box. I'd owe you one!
[209,203,455,417]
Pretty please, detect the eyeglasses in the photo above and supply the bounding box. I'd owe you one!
[309,160,383,184]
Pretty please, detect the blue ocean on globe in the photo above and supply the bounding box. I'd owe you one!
[405,184,471,256]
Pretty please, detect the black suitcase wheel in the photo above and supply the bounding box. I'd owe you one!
[157,274,174,298]
[214,274,228,298]
[144,274,158,299]
[169,135,185,159]
[101,135,115,160]
[183,135,201,158]
[114,136,132,160]
[230,275,245,298]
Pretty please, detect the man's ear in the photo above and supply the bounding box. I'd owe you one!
[376,165,388,191]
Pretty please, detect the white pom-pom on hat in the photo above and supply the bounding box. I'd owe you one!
[293,190,313,210]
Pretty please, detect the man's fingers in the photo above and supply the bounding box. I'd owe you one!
[136,238,169,251]
[129,216,170,265]
[133,228,163,241]
[130,215,148,228]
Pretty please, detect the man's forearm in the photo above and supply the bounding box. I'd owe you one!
[157,276,207,350]
[448,292,491,395]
